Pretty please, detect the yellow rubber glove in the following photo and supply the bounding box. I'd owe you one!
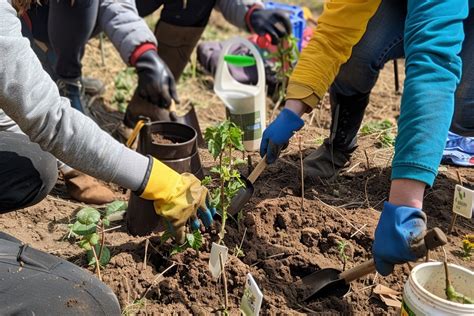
[139,158,213,243]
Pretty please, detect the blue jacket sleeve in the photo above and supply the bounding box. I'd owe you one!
[392,0,469,186]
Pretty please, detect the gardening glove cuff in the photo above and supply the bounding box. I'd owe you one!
[135,50,179,108]
[139,157,214,242]
[246,7,292,45]
[373,202,427,276]
[260,108,304,163]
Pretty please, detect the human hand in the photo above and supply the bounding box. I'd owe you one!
[247,8,292,44]
[372,202,427,276]
[135,50,179,108]
[139,158,215,243]
[260,108,304,164]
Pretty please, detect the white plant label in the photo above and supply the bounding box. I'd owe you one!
[240,273,263,316]
[452,184,474,219]
[209,242,228,279]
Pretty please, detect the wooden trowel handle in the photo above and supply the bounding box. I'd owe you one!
[339,259,376,284]
[248,155,268,183]
[339,228,447,284]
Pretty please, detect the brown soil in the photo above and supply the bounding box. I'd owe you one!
[151,132,177,145]
[2,9,473,316]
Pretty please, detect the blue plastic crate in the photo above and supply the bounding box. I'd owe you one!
[264,1,306,51]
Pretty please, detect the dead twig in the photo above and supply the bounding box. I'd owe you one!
[295,302,320,314]
[142,262,177,299]
[143,238,149,270]
[91,244,102,281]
[297,134,305,211]
[102,225,122,233]
[350,224,368,238]
[364,175,376,209]
[250,252,287,267]
[314,196,366,236]
[364,149,370,170]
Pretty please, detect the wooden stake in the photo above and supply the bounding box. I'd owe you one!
[297,134,304,211]
[91,244,102,281]
[364,149,370,170]
[219,253,228,310]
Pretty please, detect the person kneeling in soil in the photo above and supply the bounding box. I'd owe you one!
[1,0,214,314]
[260,0,472,276]
[17,0,183,204]
[292,1,474,178]
[123,0,292,128]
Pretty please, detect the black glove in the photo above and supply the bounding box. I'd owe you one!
[135,50,179,108]
[248,9,292,45]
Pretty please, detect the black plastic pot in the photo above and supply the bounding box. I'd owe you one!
[127,121,203,236]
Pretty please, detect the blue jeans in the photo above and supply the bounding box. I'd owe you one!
[21,0,99,80]
[331,0,474,137]
[329,0,471,186]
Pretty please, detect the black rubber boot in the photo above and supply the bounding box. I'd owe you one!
[304,91,370,180]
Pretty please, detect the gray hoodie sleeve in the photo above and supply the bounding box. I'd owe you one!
[215,0,263,29]
[98,0,157,65]
[0,0,148,191]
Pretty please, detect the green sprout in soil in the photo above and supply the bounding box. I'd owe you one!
[203,121,245,244]
[460,234,473,260]
[159,229,203,256]
[337,240,350,271]
[360,119,395,148]
[68,201,127,280]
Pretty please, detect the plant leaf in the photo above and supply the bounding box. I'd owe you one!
[87,245,111,267]
[76,207,101,225]
[71,221,97,236]
[78,238,92,250]
[105,200,127,216]
[170,245,184,256]
[186,230,203,250]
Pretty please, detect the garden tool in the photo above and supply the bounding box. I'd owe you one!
[125,94,204,146]
[228,155,268,216]
[299,227,447,301]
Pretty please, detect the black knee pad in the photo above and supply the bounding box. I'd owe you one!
[0,132,57,213]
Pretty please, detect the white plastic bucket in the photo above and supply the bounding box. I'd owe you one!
[401,262,474,315]
[214,37,266,151]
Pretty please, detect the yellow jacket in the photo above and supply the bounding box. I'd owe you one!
[287,0,381,107]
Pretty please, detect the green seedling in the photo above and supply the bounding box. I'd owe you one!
[69,201,127,280]
[360,119,395,148]
[268,35,300,107]
[336,240,350,271]
[159,229,204,256]
[204,121,246,244]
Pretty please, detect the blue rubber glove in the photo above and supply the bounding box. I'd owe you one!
[191,199,217,231]
[373,202,427,276]
[260,108,304,163]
